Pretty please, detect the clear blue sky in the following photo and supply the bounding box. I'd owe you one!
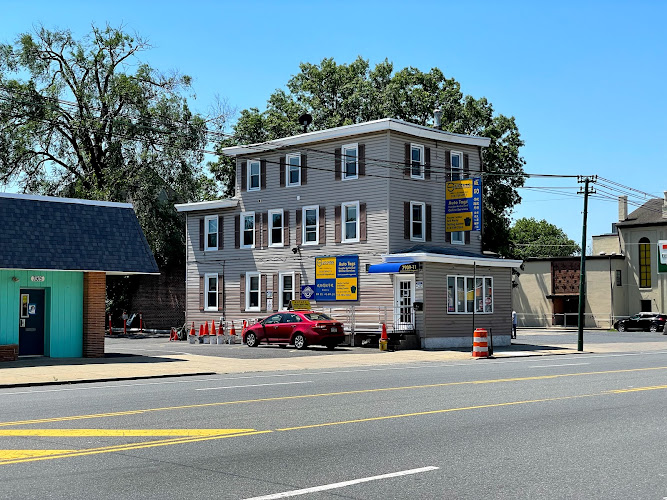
[2,0,665,249]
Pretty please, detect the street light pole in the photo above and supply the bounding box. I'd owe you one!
[577,176,596,351]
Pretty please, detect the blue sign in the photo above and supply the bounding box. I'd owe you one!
[445,177,482,232]
[315,255,359,301]
[300,285,315,300]
[472,177,482,231]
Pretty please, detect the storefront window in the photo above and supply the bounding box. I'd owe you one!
[447,275,494,314]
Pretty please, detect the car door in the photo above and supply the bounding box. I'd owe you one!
[279,313,301,341]
[263,314,283,341]
[628,315,642,331]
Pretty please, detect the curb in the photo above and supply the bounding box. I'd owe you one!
[0,371,217,390]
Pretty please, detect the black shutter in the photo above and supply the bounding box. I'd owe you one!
[426,204,432,241]
[335,148,341,180]
[404,143,410,176]
[261,274,267,311]
[464,153,470,178]
[319,206,326,244]
[239,274,245,311]
[425,147,431,179]
[465,231,471,245]
[199,276,204,311]
[360,203,367,242]
[284,210,289,247]
[444,150,451,182]
[218,216,224,250]
[301,154,307,185]
[261,159,267,189]
[199,218,204,251]
[273,274,279,311]
[404,202,410,240]
[359,144,366,177]
[296,209,302,246]
[218,273,224,311]
[234,214,240,248]
[280,156,286,187]
[240,161,247,192]
[335,206,341,243]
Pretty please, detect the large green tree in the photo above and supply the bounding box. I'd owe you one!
[0,24,219,269]
[509,217,580,260]
[210,57,526,255]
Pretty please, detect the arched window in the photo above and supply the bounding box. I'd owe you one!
[639,237,651,288]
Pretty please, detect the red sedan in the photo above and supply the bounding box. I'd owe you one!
[243,311,345,350]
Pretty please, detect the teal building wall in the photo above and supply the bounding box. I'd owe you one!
[0,270,84,357]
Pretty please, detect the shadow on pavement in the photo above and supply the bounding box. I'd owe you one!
[3,353,187,369]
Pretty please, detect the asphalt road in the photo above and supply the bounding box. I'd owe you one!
[2,349,667,499]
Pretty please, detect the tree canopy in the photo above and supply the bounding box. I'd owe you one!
[0,24,219,269]
[209,57,526,255]
[509,217,580,260]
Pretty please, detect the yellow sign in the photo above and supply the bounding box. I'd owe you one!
[315,257,336,279]
[289,300,311,311]
[446,212,473,232]
[335,278,358,301]
[445,179,473,200]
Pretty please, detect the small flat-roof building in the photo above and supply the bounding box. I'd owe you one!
[0,193,159,361]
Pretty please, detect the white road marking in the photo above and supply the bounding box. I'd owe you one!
[529,363,590,368]
[195,381,313,391]
[242,466,439,500]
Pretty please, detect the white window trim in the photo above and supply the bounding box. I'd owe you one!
[342,143,358,180]
[410,201,425,242]
[246,272,261,312]
[248,160,261,192]
[447,275,493,314]
[204,215,218,251]
[341,201,360,244]
[279,271,295,310]
[204,273,218,311]
[241,211,255,249]
[410,143,424,180]
[268,209,284,248]
[302,205,319,246]
[450,151,463,180]
[451,230,465,245]
[286,153,301,187]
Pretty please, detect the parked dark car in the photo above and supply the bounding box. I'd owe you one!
[243,311,345,349]
[614,312,667,333]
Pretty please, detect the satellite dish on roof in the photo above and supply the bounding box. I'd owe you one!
[298,113,313,133]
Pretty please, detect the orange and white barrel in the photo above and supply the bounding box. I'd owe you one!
[472,328,489,358]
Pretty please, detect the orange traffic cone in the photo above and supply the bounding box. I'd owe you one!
[242,320,247,335]
[230,321,236,336]
[199,324,204,336]
[211,320,217,336]
[204,321,209,336]
[379,323,388,351]
[190,322,195,336]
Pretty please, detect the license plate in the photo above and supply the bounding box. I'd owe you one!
[330,327,338,332]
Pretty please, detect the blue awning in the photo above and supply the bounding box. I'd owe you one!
[368,262,417,274]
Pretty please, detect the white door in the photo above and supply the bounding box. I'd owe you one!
[394,275,415,330]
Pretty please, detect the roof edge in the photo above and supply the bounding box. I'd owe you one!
[383,252,522,268]
[175,199,239,212]
[0,192,133,209]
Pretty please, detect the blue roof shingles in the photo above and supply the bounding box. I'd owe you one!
[0,196,159,274]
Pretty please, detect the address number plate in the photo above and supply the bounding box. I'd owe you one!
[30,276,45,282]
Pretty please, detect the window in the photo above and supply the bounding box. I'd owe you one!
[241,212,255,248]
[342,143,358,180]
[451,151,463,181]
[269,209,284,247]
[411,144,424,179]
[286,153,301,186]
[341,201,360,243]
[204,215,218,251]
[451,230,465,245]
[410,202,425,241]
[279,272,294,310]
[447,275,493,313]
[248,160,260,191]
[615,269,622,287]
[264,313,282,325]
[246,273,261,311]
[303,206,319,245]
[639,237,651,288]
[205,273,218,311]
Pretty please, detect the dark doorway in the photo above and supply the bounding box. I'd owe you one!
[19,289,45,356]
[640,300,652,312]
[552,296,579,327]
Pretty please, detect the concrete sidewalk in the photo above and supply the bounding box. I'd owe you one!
[0,341,595,389]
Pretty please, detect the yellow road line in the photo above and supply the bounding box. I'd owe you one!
[608,384,667,393]
[0,450,75,459]
[0,429,254,437]
[2,366,667,428]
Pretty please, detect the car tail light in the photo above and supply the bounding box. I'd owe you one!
[314,323,327,330]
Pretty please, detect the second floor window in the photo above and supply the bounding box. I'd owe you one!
[410,202,425,241]
[451,230,465,245]
[287,153,301,186]
[411,144,424,179]
[205,215,218,251]
[342,144,358,179]
[303,206,319,245]
[242,212,255,248]
[269,209,283,247]
[451,151,462,181]
[342,201,359,243]
[248,160,260,191]
[639,237,651,288]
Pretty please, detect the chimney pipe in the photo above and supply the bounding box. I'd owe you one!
[663,191,667,219]
[434,109,442,130]
[618,195,628,222]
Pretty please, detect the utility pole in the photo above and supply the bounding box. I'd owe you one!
[577,175,596,351]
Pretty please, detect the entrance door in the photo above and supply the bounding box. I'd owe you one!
[394,276,415,331]
[19,289,45,356]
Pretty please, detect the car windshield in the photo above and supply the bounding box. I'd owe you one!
[303,312,334,321]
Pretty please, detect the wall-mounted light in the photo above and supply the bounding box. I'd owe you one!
[291,247,299,255]
[11,276,19,282]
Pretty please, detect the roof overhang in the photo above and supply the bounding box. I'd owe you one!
[222,118,491,156]
[175,199,239,212]
[368,262,419,274]
[382,252,523,268]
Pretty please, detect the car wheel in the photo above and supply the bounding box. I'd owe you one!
[650,324,658,333]
[245,332,258,347]
[293,333,307,350]
[617,323,626,332]
[326,343,336,350]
